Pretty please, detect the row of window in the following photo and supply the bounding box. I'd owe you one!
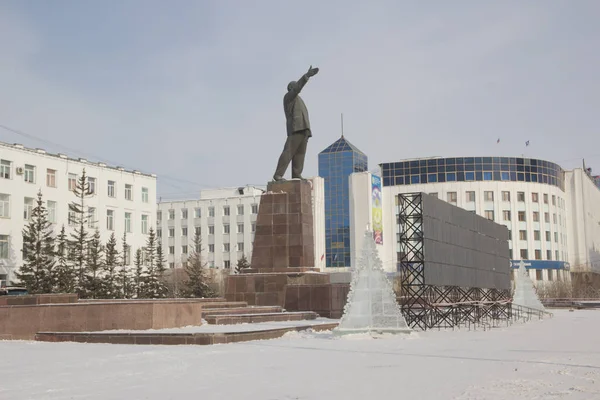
[481,209,563,225]
[512,248,561,262]
[158,223,256,238]
[0,159,149,202]
[434,191,564,208]
[0,194,151,234]
[166,242,245,256]
[507,229,564,244]
[158,204,259,221]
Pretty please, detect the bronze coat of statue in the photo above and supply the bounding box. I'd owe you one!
[273,65,319,181]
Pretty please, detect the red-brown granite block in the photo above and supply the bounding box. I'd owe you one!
[273,214,288,225]
[255,225,273,235]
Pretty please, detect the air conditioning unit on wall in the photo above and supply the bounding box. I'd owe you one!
[16,167,24,175]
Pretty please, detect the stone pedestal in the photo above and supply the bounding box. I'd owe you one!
[225,179,350,315]
[251,180,315,270]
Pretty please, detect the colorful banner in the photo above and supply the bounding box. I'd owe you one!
[371,175,383,244]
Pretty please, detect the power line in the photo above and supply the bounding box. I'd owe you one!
[0,123,213,188]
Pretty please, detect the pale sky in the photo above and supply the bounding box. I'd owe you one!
[1,1,599,199]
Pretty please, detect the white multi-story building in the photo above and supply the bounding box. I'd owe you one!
[0,141,157,284]
[349,157,578,284]
[157,177,326,271]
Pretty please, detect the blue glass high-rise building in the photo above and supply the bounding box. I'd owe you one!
[318,136,368,267]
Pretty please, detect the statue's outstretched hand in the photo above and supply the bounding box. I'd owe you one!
[307,65,319,77]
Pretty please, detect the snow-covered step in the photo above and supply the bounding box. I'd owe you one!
[204,311,318,325]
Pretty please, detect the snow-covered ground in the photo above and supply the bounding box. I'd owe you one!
[1,309,599,400]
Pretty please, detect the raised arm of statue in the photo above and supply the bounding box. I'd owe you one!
[287,65,319,99]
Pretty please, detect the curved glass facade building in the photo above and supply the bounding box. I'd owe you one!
[380,157,565,191]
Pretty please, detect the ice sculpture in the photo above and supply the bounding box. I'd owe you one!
[512,260,546,311]
[334,231,411,335]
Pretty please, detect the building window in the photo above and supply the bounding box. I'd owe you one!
[182,245,188,254]
[508,230,512,240]
[125,184,132,201]
[224,260,231,269]
[545,231,551,241]
[46,169,57,187]
[168,209,175,220]
[447,192,457,204]
[238,224,244,233]
[251,223,256,233]
[501,191,510,202]
[535,270,543,281]
[518,211,526,222]
[548,269,553,281]
[87,177,96,194]
[107,180,115,197]
[209,244,215,253]
[224,243,230,252]
[169,246,175,255]
[544,212,550,223]
[142,187,149,203]
[68,206,76,226]
[533,230,541,241]
[141,215,148,234]
[238,242,244,251]
[534,249,541,260]
[46,200,56,223]
[0,160,11,179]
[484,191,494,201]
[209,225,215,235]
[553,213,557,224]
[546,250,552,260]
[0,194,10,218]
[169,262,174,269]
[531,193,539,203]
[223,206,230,216]
[157,229,162,238]
[107,209,114,230]
[88,207,96,228]
[23,197,34,220]
[181,209,188,219]
[519,230,527,240]
[157,211,162,221]
[543,194,548,204]
[509,249,513,258]
[195,227,201,236]
[484,210,494,221]
[194,208,201,218]
[517,192,525,202]
[554,232,558,243]
[125,212,132,233]
[208,207,215,217]
[552,195,556,206]
[237,205,244,215]
[466,191,475,202]
[0,235,8,259]
[520,249,528,259]
[69,173,78,191]
[532,211,539,222]
[251,204,258,214]
[223,224,230,234]
[555,250,559,260]
[502,210,511,221]
[169,228,175,237]
[24,164,35,183]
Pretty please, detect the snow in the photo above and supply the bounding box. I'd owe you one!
[1,310,600,399]
[336,231,410,334]
[87,318,338,334]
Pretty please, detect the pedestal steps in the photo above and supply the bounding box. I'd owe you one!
[204,311,319,325]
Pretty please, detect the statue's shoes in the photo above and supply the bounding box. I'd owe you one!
[272,175,286,182]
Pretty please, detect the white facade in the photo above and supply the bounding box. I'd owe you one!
[565,168,600,274]
[0,141,157,284]
[157,177,326,271]
[349,169,573,284]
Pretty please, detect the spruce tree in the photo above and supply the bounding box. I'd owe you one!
[118,232,133,298]
[68,168,93,295]
[16,191,56,293]
[184,231,215,298]
[143,228,162,298]
[82,229,104,298]
[235,255,251,274]
[55,225,75,293]
[133,248,145,298]
[102,232,119,298]
[154,242,169,298]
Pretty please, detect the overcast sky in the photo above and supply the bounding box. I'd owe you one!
[1,1,599,199]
